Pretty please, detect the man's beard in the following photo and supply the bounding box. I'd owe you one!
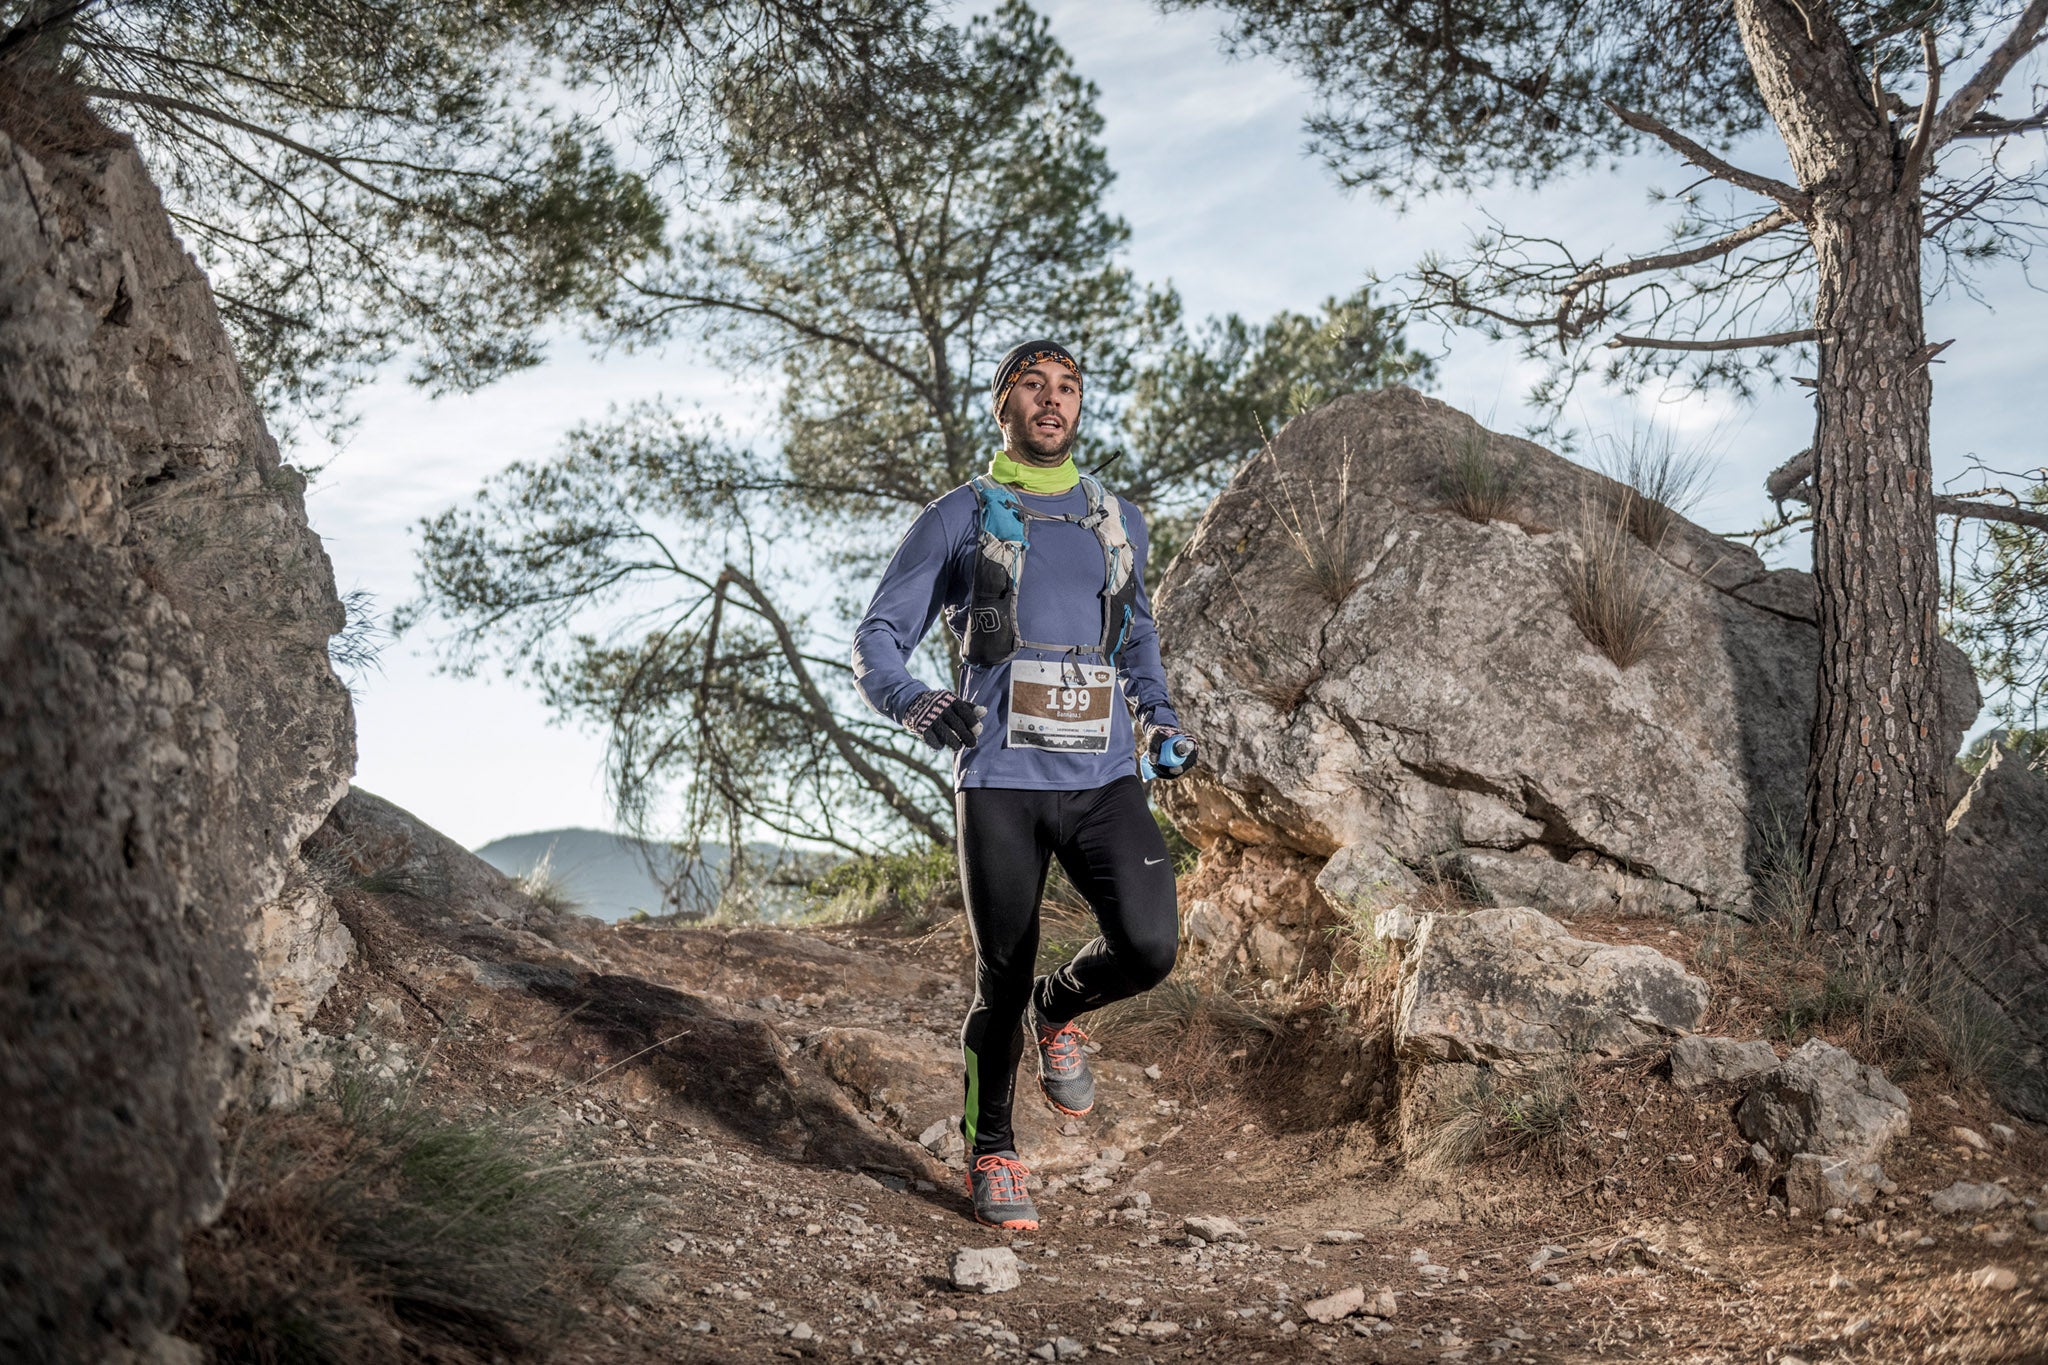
[1005,415,1078,463]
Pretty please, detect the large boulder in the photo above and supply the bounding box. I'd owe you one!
[1736,1039,1910,1168]
[1393,908,1709,1065]
[0,126,353,1361]
[1153,387,1980,923]
[1941,744,2048,1117]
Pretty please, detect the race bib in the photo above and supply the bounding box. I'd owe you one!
[1006,659,1117,753]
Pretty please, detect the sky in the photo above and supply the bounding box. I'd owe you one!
[301,0,2047,851]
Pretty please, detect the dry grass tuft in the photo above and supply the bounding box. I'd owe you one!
[1264,434,1369,603]
[0,65,130,160]
[1592,422,1716,548]
[1556,493,1675,668]
[516,845,583,915]
[1438,431,1524,523]
[1407,1060,1584,1181]
[180,1073,635,1365]
[1697,806,2020,1097]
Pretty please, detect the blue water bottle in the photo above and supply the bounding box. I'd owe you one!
[1141,733,1195,780]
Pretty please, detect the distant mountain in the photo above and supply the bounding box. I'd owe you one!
[472,828,827,922]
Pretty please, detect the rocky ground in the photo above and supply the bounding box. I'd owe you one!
[261,805,2047,1365]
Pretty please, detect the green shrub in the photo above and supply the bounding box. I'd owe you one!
[804,843,959,928]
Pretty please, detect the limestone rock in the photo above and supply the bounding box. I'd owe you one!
[0,128,353,1361]
[1736,1040,1909,1166]
[1304,1286,1366,1322]
[1784,1154,1882,1213]
[1394,908,1709,1064]
[950,1246,1021,1294]
[1314,843,1421,918]
[1928,1181,2009,1216]
[1670,1036,1780,1090]
[1454,849,1696,918]
[1154,387,1979,921]
[1941,745,2048,1118]
[1183,1215,1246,1243]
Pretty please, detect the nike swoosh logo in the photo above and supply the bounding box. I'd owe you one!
[1144,857,1165,866]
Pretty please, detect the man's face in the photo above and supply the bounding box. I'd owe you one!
[998,360,1082,464]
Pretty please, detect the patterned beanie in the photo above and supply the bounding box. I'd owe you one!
[991,339,1083,417]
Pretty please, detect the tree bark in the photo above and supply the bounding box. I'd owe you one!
[1734,0,1947,971]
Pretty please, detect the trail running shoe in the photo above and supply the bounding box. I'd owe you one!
[967,1150,1040,1230]
[1030,1000,1096,1117]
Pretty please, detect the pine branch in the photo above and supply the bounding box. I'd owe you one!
[1603,99,1812,214]
[1929,0,2048,152]
[1604,328,1818,351]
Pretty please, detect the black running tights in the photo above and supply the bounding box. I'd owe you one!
[955,775,1178,1155]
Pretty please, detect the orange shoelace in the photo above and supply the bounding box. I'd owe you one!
[972,1152,1031,1203]
[1039,1019,1087,1076]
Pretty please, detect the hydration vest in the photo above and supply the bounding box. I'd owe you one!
[961,472,1139,670]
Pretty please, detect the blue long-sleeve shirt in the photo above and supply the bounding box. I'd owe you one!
[852,481,1181,791]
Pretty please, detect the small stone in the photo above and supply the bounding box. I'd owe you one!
[949,1247,1021,1294]
[1930,1181,2009,1215]
[1135,1320,1180,1340]
[789,1323,815,1341]
[1409,1248,1432,1264]
[1031,1345,1056,1362]
[2030,1211,2048,1233]
[1370,1290,1398,1319]
[1529,1244,1570,1272]
[1989,1123,2017,1146]
[1183,1215,1245,1243]
[1119,1190,1152,1210]
[1318,1229,1366,1244]
[1143,1064,1162,1081]
[1303,1286,1366,1323]
[1054,1337,1086,1360]
[1967,1266,2018,1292]
[1951,1126,1990,1152]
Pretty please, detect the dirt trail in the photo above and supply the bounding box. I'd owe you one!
[310,877,2048,1365]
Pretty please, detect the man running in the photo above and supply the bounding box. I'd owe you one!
[852,339,1196,1231]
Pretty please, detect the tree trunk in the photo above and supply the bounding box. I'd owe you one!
[1735,0,1947,971]
[1803,190,1946,968]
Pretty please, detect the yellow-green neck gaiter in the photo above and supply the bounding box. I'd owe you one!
[988,449,1078,494]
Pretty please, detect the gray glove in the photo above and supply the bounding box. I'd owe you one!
[904,689,987,751]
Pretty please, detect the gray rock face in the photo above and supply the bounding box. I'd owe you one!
[1394,908,1709,1065]
[0,130,353,1360]
[1153,387,1979,921]
[1669,1036,1781,1090]
[1736,1040,1909,1166]
[1941,746,2048,1117]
